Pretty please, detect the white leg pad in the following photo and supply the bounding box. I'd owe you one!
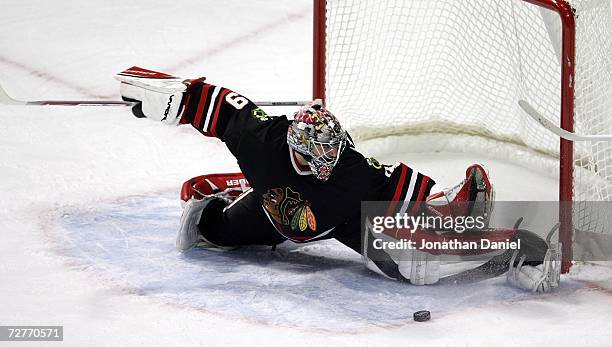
[398,249,440,285]
[176,197,214,252]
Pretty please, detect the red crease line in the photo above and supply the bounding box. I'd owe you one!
[0,55,108,99]
[164,9,309,73]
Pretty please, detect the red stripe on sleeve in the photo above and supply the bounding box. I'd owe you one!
[391,165,408,201]
[385,165,407,217]
[410,176,430,215]
[193,84,211,129]
[415,176,430,202]
[209,89,231,137]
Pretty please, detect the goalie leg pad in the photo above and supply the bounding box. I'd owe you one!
[180,173,249,207]
[362,220,521,284]
[398,249,440,285]
[362,221,441,284]
[176,197,213,252]
[176,196,239,252]
[177,173,248,252]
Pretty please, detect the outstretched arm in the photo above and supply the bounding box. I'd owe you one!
[179,78,255,141]
[115,66,270,157]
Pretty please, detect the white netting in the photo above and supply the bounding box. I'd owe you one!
[571,0,612,234]
[324,0,612,237]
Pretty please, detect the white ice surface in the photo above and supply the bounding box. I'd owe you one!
[1,1,612,346]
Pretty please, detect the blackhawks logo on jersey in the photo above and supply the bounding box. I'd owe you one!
[366,157,383,169]
[252,107,271,121]
[262,187,317,237]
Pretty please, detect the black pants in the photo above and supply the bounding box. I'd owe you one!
[198,190,362,253]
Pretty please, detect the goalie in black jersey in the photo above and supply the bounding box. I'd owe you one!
[116,66,561,292]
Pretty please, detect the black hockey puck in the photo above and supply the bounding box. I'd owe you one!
[413,310,431,322]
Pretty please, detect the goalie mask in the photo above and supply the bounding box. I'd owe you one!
[287,100,348,181]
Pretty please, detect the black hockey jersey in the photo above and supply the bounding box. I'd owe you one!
[180,82,435,242]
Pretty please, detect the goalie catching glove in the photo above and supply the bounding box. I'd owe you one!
[114,66,199,125]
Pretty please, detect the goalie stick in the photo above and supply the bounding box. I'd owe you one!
[0,83,308,107]
[519,99,612,142]
[0,83,134,106]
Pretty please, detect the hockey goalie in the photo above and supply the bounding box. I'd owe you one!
[116,66,561,293]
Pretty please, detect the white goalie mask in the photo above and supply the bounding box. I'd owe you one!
[287,100,348,181]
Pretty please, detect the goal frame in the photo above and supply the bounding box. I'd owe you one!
[312,0,577,273]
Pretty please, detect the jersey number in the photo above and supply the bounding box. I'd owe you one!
[226,92,248,110]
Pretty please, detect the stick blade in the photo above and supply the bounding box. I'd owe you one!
[519,99,612,142]
[0,83,26,105]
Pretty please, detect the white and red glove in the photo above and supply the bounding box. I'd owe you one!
[115,66,195,125]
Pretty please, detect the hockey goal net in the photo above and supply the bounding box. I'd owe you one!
[313,0,612,272]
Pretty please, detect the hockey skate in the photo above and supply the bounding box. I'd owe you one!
[176,173,250,251]
[507,223,562,293]
[425,163,494,227]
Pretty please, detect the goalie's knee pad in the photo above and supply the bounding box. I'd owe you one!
[176,173,249,252]
[180,173,249,207]
[176,196,238,252]
[176,197,215,252]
